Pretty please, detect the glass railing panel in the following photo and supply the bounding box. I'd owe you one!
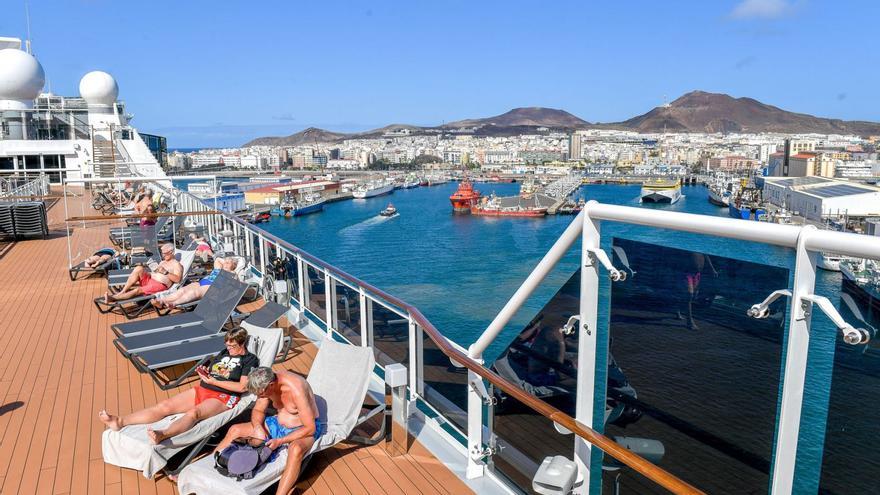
[420,331,469,435]
[305,262,326,319]
[488,268,580,488]
[333,279,361,345]
[602,237,790,494]
[812,256,880,493]
[371,299,409,367]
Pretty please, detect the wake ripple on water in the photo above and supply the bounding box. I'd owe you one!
[339,214,397,235]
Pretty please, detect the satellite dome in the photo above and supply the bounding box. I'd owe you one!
[0,48,45,103]
[79,71,118,106]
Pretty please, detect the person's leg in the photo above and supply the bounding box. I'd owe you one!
[106,286,143,303]
[148,398,227,444]
[98,389,196,431]
[170,284,209,307]
[119,265,145,292]
[275,436,316,495]
[214,422,260,453]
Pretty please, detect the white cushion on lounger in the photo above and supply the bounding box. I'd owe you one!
[101,316,284,478]
[176,338,376,495]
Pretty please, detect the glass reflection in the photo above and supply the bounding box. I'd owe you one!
[371,301,409,367]
[490,270,580,486]
[819,257,880,493]
[421,332,469,435]
[334,281,361,345]
[605,237,789,494]
[306,264,326,317]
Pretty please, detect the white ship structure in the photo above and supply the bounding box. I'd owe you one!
[0,37,166,184]
[352,179,394,199]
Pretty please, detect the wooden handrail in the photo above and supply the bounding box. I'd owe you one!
[165,186,706,494]
[65,210,223,222]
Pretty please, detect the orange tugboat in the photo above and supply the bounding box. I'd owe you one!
[449,178,482,213]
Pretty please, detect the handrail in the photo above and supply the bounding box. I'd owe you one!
[65,210,222,222]
[160,184,705,494]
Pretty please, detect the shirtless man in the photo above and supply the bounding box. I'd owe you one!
[215,367,323,495]
[105,243,182,302]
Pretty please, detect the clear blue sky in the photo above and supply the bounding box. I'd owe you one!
[2,0,876,147]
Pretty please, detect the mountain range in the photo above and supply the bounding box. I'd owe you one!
[243,91,880,147]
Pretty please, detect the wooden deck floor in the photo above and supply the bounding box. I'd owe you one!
[0,190,471,495]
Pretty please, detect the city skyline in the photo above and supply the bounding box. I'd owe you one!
[4,0,878,147]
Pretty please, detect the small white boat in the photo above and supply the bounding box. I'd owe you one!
[379,203,398,217]
[818,253,845,272]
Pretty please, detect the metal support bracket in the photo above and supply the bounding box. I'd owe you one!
[585,247,627,281]
[469,373,496,405]
[748,289,870,345]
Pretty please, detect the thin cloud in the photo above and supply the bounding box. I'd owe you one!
[730,0,793,19]
[734,56,756,69]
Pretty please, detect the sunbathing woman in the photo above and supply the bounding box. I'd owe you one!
[98,327,258,444]
[83,248,119,268]
[151,256,238,310]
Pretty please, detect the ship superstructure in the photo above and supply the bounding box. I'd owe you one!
[0,37,166,183]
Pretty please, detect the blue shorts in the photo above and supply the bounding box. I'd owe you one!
[264,416,324,461]
[265,415,325,441]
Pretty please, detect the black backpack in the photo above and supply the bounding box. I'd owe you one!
[214,437,273,481]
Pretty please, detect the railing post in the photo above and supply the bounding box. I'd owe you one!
[574,206,601,494]
[466,345,486,479]
[407,316,418,410]
[297,256,306,309]
[359,287,369,346]
[770,226,818,494]
[259,235,267,275]
[325,270,334,330]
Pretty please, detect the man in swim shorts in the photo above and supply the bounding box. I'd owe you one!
[214,367,323,495]
[105,243,182,302]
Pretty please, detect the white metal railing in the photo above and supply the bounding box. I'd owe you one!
[143,181,880,494]
[0,173,50,200]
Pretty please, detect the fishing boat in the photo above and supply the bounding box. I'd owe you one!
[640,179,682,204]
[728,185,765,221]
[707,185,732,207]
[379,203,398,217]
[291,192,326,216]
[557,199,585,215]
[519,179,539,198]
[449,178,482,213]
[401,174,420,189]
[471,193,547,217]
[353,179,394,199]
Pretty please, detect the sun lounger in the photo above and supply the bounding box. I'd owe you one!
[154,256,249,316]
[68,252,125,281]
[101,322,285,478]
[94,249,197,319]
[111,217,170,247]
[176,338,384,495]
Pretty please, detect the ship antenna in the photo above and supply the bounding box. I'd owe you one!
[24,0,32,54]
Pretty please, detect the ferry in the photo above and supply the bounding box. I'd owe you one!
[640,179,682,204]
[6,32,880,495]
[352,179,394,199]
[449,178,482,213]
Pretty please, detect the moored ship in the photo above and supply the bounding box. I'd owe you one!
[640,179,682,204]
[352,179,394,199]
[449,178,482,213]
[471,193,548,217]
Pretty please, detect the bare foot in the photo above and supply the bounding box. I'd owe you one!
[104,292,114,304]
[146,428,165,445]
[167,474,178,482]
[98,409,123,431]
[150,299,163,309]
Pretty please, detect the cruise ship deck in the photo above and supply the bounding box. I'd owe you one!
[0,191,472,495]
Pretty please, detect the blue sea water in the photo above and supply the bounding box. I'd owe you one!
[255,182,840,353]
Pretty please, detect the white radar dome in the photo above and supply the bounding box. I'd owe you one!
[0,48,45,102]
[79,71,118,106]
